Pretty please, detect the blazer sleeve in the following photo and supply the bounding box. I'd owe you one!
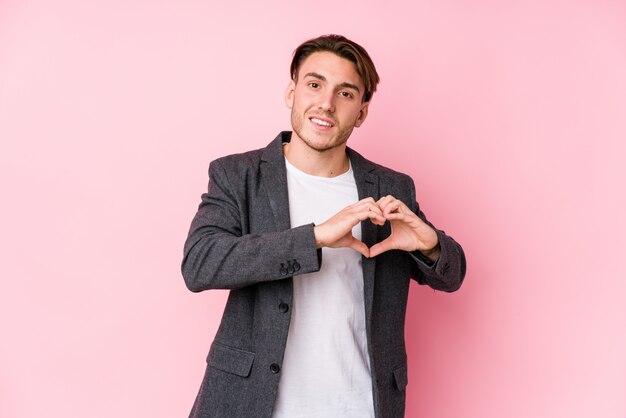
[406,178,466,292]
[181,159,321,292]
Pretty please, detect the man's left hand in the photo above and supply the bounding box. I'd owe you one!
[368,195,441,261]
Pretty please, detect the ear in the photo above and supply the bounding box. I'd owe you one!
[285,80,296,109]
[354,101,369,127]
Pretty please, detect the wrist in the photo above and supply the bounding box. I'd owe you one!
[420,244,441,262]
[313,225,324,248]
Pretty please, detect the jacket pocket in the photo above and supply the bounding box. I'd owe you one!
[207,342,255,378]
[392,365,408,391]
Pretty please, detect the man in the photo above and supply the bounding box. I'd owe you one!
[182,34,466,418]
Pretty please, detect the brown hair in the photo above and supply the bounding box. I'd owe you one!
[290,34,380,103]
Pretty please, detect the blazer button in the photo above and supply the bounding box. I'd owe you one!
[270,363,281,374]
[292,260,301,272]
[278,303,289,313]
[279,264,288,276]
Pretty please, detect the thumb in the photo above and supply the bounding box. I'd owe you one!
[348,237,371,258]
[369,238,394,258]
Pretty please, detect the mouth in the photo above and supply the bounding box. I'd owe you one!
[309,116,334,128]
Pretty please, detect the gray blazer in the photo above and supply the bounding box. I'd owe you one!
[182,131,466,418]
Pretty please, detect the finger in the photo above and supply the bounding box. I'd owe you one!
[383,201,402,216]
[369,238,394,258]
[356,200,383,216]
[382,200,412,217]
[383,211,415,223]
[369,217,386,226]
[345,198,375,216]
[348,237,370,258]
[376,195,394,209]
[357,197,377,206]
[385,212,430,231]
[385,199,410,216]
[366,206,386,225]
[377,195,402,213]
[354,207,386,225]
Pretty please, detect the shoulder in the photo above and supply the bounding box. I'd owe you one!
[347,147,413,183]
[372,161,413,183]
[209,131,286,174]
[348,147,417,205]
[211,147,265,172]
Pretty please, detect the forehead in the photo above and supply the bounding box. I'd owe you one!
[298,51,364,88]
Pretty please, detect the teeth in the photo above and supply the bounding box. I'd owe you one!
[311,117,332,127]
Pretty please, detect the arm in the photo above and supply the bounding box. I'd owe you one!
[181,160,321,292]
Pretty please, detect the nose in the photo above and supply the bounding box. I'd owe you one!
[317,90,335,113]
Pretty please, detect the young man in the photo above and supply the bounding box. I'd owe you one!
[182,34,466,418]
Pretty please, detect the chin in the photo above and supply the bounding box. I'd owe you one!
[303,137,346,153]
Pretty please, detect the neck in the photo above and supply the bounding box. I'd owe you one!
[283,137,349,178]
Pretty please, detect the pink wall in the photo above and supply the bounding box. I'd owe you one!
[1,0,625,417]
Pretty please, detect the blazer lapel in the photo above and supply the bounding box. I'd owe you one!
[348,147,380,327]
[260,132,292,231]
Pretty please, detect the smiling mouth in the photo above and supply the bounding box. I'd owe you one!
[309,117,334,128]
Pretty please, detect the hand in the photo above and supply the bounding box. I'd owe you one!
[314,197,386,258]
[368,195,440,260]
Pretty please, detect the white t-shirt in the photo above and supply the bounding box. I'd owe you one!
[272,157,375,418]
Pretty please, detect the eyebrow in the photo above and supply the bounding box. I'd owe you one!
[303,72,361,93]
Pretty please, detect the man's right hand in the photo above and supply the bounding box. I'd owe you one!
[313,197,386,258]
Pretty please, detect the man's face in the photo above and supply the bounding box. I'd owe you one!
[285,51,369,153]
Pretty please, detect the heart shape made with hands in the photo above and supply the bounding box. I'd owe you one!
[313,196,440,259]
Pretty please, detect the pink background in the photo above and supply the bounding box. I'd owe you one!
[1,0,625,417]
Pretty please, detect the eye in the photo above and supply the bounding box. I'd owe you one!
[339,91,354,99]
[308,82,320,89]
